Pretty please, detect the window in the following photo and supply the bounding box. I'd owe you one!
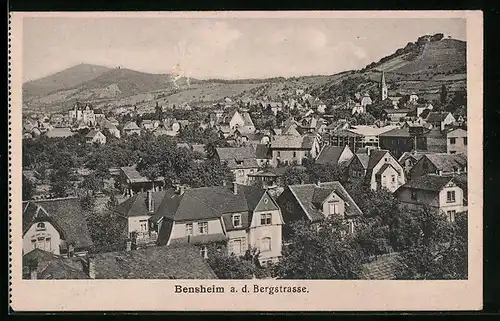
[260,237,272,252]
[328,202,339,216]
[198,222,208,234]
[185,223,193,236]
[232,214,242,228]
[260,213,272,225]
[447,191,456,203]
[411,191,418,201]
[464,137,467,146]
[450,151,456,154]
[449,137,456,145]
[293,151,297,158]
[447,210,456,222]
[31,239,36,249]
[200,246,208,259]
[277,151,281,158]
[231,238,245,255]
[139,219,148,232]
[238,170,244,177]
[391,175,396,183]
[36,222,46,231]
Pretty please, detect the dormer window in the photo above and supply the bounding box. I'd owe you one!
[232,214,242,228]
[36,222,46,231]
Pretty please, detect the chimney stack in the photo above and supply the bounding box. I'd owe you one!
[147,190,154,212]
[233,182,238,195]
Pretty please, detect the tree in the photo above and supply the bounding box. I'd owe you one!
[80,173,104,195]
[281,166,310,185]
[86,209,128,253]
[275,217,363,279]
[305,163,345,184]
[50,178,72,198]
[207,248,257,279]
[22,175,34,201]
[440,84,448,105]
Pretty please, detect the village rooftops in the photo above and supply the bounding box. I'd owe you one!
[336,125,399,137]
[113,190,168,217]
[426,111,453,123]
[85,129,102,138]
[315,145,350,165]
[24,244,217,279]
[378,127,414,137]
[123,121,140,130]
[287,181,363,222]
[120,165,165,184]
[421,153,467,172]
[22,198,93,249]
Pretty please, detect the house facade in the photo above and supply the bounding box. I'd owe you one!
[269,135,320,167]
[149,184,284,264]
[22,198,93,257]
[85,130,106,145]
[447,128,467,155]
[277,181,363,236]
[215,147,259,185]
[394,174,466,222]
[409,153,467,180]
[123,121,141,136]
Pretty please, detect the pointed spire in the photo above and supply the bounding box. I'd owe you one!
[380,71,388,101]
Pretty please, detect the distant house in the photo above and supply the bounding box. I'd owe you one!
[94,109,105,120]
[346,149,406,192]
[398,151,430,175]
[215,147,259,185]
[102,121,121,139]
[119,165,165,196]
[247,167,285,189]
[330,125,398,151]
[149,184,284,264]
[45,127,75,138]
[85,129,106,145]
[277,181,363,235]
[447,128,467,155]
[409,153,467,180]
[394,174,466,222]
[22,198,93,257]
[123,121,141,136]
[426,112,456,131]
[383,108,411,123]
[269,135,321,167]
[107,117,119,127]
[228,110,256,133]
[378,127,428,159]
[315,145,354,166]
[68,102,96,126]
[387,96,402,108]
[23,244,217,280]
[409,92,419,104]
[141,119,159,131]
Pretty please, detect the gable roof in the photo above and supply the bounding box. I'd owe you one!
[424,153,467,172]
[367,150,390,170]
[120,165,164,184]
[45,128,75,138]
[315,145,349,165]
[123,121,140,130]
[375,163,398,176]
[85,129,103,138]
[398,174,455,192]
[216,147,258,169]
[398,151,427,164]
[113,190,169,217]
[22,198,93,249]
[270,135,316,149]
[150,185,272,223]
[241,112,255,127]
[288,181,363,222]
[352,153,370,169]
[426,112,452,123]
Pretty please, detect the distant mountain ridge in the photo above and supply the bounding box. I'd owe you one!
[22,34,467,114]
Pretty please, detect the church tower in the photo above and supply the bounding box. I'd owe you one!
[380,71,388,101]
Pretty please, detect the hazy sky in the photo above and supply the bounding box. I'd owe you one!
[23,17,466,82]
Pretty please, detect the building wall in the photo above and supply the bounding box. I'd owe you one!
[320,192,346,218]
[409,157,438,180]
[379,136,415,159]
[23,221,62,255]
[232,167,258,185]
[438,185,464,213]
[447,129,467,155]
[376,166,401,192]
[248,209,282,262]
[271,149,309,166]
[227,229,248,255]
[128,215,151,236]
[347,157,367,182]
[368,154,405,191]
[170,218,224,240]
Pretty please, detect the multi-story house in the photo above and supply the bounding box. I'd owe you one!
[269,134,320,167]
[394,174,466,222]
[228,110,256,133]
[22,198,93,257]
[112,190,165,246]
[426,112,456,131]
[68,102,96,126]
[215,147,259,185]
[446,128,467,155]
[346,149,406,192]
[85,129,107,145]
[277,181,363,236]
[149,183,284,264]
[409,153,467,180]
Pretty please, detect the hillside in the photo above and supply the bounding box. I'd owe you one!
[22,34,467,115]
[23,63,111,99]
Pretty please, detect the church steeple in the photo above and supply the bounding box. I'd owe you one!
[380,71,388,101]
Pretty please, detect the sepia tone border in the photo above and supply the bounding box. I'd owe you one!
[8,10,483,311]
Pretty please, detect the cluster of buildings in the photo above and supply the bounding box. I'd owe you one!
[21,70,468,280]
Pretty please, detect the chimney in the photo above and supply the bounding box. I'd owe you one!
[317,180,321,187]
[233,182,238,195]
[147,190,154,212]
[222,180,227,187]
[30,270,37,280]
[177,185,185,195]
[88,255,96,279]
[126,239,132,251]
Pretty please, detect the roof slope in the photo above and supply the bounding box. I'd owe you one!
[22,198,93,249]
[398,174,454,192]
[113,190,169,217]
[315,145,346,165]
[360,254,403,280]
[425,153,467,172]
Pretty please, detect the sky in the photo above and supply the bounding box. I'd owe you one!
[22,16,466,82]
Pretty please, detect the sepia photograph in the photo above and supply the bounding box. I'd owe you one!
[9,11,483,311]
